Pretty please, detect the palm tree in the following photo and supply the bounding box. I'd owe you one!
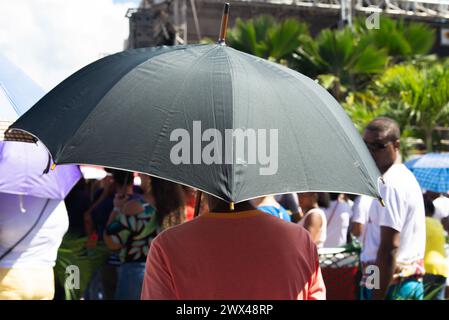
[291,27,388,101]
[226,15,310,63]
[376,61,449,152]
[355,16,436,62]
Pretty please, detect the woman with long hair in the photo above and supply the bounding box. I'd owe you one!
[104,174,185,300]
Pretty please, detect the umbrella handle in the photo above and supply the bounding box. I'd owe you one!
[218,3,230,44]
[194,190,202,217]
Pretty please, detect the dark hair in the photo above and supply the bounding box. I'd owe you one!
[424,197,435,217]
[317,193,330,209]
[151,177,185,226]
[112,170,134,186]
[366,117,400,142]
[329,193,340,201]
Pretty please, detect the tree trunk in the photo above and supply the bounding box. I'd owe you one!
[425,128,433,152]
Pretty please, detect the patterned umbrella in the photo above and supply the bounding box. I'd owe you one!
[405,153,449,193]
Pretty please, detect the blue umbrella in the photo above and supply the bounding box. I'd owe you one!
[0,53,81,199]
[405,153,449,193]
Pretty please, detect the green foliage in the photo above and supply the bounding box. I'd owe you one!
[227,15,310,62]
[219,14,445,154]
[292,27,388,100]
[376,61,449,151]
[355,17,436,61]
[54,233,110,300]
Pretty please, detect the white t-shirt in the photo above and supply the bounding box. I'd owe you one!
[360,164,426,264]
[352,195,372,225]
[433,196,449,221]
[0,193,69,268]
[298,207,327,249]
[351,195,374,241]
[323,200,353,248]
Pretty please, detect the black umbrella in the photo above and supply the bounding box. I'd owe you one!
[7,3,381,206]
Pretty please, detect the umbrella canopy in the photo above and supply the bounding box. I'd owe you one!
[7,44,381,203]
[0,53,81,199]
[0,55,42,122]
[405,153,449,193]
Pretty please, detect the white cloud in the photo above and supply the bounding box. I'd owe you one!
[0,0,137,90]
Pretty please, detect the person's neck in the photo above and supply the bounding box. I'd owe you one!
[257,196,279,208]
[303,204,318,213]
[380,164,395,175]
[380,155,400,175]
[210,201,256,213]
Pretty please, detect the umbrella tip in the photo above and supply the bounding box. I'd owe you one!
[217,3,230,45]
[51,163,57,171]
[230,201,234,211]
[378,197,385,207]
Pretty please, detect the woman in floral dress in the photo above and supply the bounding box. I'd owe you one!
[104,175,185,299]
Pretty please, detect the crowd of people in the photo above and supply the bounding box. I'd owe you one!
[1,116,449,300]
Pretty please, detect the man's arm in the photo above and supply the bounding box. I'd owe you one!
[351,222,364,238]
[303,213,323,244]
[372,226,400,300]
[307,264,326,300]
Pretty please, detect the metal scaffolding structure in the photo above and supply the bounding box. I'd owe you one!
[220,0,449,19]
[125,0,449,49]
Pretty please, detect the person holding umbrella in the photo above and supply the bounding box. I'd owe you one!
[140,195,326,300]
[5,3,384,301]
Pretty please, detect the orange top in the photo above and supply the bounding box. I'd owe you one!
[141,210,326,300]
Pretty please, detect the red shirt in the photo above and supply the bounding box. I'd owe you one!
[141,210,326,300]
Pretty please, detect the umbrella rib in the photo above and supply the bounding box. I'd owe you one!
[277,62,380,196]
[0,84,22,118]
[223,48,235,200]
[147,46,219,169]
[228,49,310,193]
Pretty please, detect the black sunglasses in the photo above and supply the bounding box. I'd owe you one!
[364,140,392,151]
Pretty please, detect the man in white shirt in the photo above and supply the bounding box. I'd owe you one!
[359,117,426,300]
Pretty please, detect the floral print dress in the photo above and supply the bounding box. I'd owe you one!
[106,199,158,263]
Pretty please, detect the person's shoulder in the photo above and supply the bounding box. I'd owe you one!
[385,164,417,183]
[383,164,421,193]
[154,216,203,241]
[308,207,326,218]
[338,200,353,212]
[434,196,449,208]
[265,214,314,239]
